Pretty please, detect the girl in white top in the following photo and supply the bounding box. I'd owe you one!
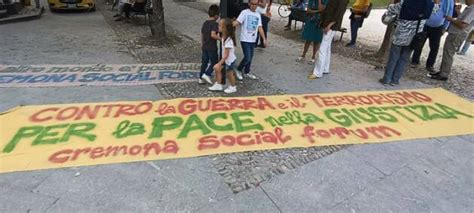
[209,18,238,94]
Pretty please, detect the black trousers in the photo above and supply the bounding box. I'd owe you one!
[124,2,146,18]
[411,25,444,68]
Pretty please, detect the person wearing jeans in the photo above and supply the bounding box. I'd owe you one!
[410,0,453,72]
[346,0,370,47]
[382,45,412,84]
[200,51,219,82]
[199,5,220,84]
[233,0,267,80]
[380,0,434,85]
[238,41,255,76]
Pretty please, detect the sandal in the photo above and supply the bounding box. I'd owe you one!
[308,74,318,80]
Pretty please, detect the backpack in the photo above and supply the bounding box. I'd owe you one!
[399,0,434,20]
[363,3,373,18]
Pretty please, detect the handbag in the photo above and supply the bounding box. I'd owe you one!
[381,10,396,25]
[410,15,427,50]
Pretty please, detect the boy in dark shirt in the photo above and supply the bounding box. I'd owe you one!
[200,4,221,84]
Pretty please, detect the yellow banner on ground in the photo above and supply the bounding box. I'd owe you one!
[0,88,473,173]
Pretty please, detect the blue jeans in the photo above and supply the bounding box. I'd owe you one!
[200,50,218,78]
[256,15,270,46]
[382,44,412,84]
[350,16,364,44]
[238,41,255,74]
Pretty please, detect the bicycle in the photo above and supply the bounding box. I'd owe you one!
[277,0,292,18]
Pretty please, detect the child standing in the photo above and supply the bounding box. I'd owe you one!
[233,0,267,80]
[209,18,238,94]
[199,4,220,85]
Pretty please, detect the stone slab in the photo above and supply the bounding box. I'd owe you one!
[46,198,103,213]
[195,187,279,213]
[347,138,442,176]
[261,150,384,212]
[0,185,57,212]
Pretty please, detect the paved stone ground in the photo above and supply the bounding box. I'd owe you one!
[0,0,473,212]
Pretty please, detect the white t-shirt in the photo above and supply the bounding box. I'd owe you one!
[222,38,236,65]
[256,5,267,14]
[236,9,262,43]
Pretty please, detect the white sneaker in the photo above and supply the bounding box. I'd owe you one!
[224,86,237,94]
[201,74,213,84]
[198,78,205,84]
[208,83,223,91]
[236,70,243,81]
[244,73,257,79]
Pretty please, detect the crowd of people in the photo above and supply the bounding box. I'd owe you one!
[198,0,473,93]
[382,0,473,84]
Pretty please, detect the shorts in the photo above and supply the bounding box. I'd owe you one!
[224,62,236,72]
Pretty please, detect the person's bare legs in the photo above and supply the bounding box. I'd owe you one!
[227,71,236,86]
[299,41,311,59]
[214,66,222,83]
[308,42,321,78]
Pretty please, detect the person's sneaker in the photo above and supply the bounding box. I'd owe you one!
[224,86,237,94]
[429,73,448,81]
[390,82,399,86]
[113,14,120,17]
[296,56,304,62]
[244,73,257,79]
[409,63,419,68]
[208,83,223,91]
[201,74,212,84]
[198,78,205,84]
[114,17,123,21]
[235,70,243,81]
[379,79,389,85]
[426,71,440,77]
[308,58,316,64]
[345,42,355,47]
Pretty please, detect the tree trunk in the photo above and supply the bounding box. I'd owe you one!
[376,24,394,62]
[375,0,400,64]
[150,0,166,40]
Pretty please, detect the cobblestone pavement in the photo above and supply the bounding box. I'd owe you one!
[0,0,473,211]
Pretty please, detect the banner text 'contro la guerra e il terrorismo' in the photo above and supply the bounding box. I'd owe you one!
[0,88,473,173]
